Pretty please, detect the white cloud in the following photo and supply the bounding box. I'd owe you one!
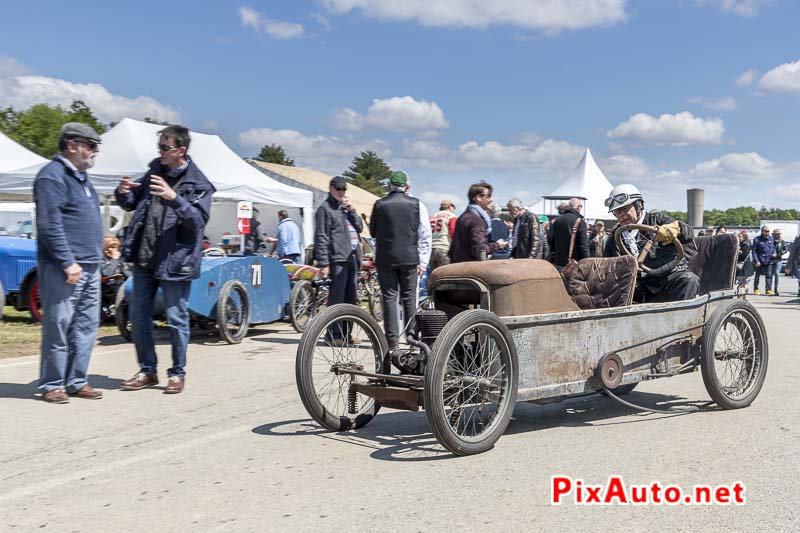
[607,111,725,146]
[757,59,800,93]
[735,68,758,86]
[0,54,31,77]
[0,70,180,124]
[330,96,450,132]
[601,154,650,179]
[687,96,737,111]
[238,6,305,39]
[321,0,629,32]
[310,12,332,29]
[456,139,585,170]
[238,127,391,174]
[691,152,779,180]
[695,0,769,17]
[770,182,800,200]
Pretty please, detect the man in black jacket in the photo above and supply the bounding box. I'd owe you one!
[507,198,540,259]
[370,171,427,350]
[116,125,215,394]
[314,176,363,310]
[603,184,699,303]
[548,198,589,268]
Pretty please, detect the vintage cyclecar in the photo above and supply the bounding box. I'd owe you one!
[295,230,768,455]
[116,253,290,344]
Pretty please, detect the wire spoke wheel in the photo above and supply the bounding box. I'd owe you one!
[701,300,768,409]
[290,280,317,333]
[114,283,132,341]
[425,310,518,456]
[296,304,387,431]
[217,280,250,344]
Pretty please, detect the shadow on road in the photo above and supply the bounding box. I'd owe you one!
[0,374,126,401]
[252,390,716,462]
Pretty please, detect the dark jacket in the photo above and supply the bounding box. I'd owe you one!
[785,236,800,275]
[771,238,788,264]
[34,157,103,268]
[244,218,263,254]
[737,238,754,278]
[449,206,499,263]
[489,218,510,259]
[116,158,215,281]
[548,208,589,267]
[370,190,420,268]
[604,211,694,276]
[314,194,363,266]
[750,235,775,265]
[510,210,540,259]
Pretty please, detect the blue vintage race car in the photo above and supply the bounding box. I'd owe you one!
[0,236,38,321]
[115,254,291,344]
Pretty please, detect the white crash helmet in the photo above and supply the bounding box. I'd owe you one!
[605,184,643,213]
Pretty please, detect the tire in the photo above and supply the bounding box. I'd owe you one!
[368,288,382,323]
[217,280,250,344]
[296,303,387,431]
[115,284,132,342]
[701,299,768,409]
[612,383,637,395]
[26,275,42,322]
[289,280,315,333]
[0,279,5,321]
[424,310,518,456]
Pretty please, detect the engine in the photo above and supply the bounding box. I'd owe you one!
[391,309,449,375]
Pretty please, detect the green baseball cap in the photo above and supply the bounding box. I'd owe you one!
[389,171,408,187]
[539,215,549,223]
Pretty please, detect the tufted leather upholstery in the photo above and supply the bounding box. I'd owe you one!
[564,256,639,310]
[683,233,738,294]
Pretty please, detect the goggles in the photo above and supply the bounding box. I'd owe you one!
[604,192,642,208]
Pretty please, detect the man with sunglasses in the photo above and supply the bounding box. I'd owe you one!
[603,183,699,303]
[115,125,215,394]
[34,122,104,403]
[314,176,363,317]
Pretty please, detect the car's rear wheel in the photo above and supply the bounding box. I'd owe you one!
[26,276,42,322]
[701,299,768,409]
[217,280,250,344]
[289,280,316,333]
[424,310,518,456]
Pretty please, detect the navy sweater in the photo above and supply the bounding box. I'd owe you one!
[33,157,102,268]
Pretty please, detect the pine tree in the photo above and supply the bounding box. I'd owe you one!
[255,144,295,166]
[342,150,390,195]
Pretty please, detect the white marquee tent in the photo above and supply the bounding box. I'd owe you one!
[529,148,615,221]
[0,119,314,242]
[0,130,47,178]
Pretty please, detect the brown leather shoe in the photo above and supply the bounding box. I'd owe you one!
[69,384,103,399]
[121,372,159,391]
[42,388,69,404]
[164,376,184,394]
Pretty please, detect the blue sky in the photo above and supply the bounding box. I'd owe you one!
[1,0,799,213]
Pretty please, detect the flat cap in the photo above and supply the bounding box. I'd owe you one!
[330,175,348,188]
[60,122,102,143]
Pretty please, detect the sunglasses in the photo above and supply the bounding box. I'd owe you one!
[73,139,99,151]
[334,186,347,192]
[158,143,178,152]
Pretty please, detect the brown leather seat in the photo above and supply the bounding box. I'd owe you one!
[564,256,639,310]
[429,259,580,316]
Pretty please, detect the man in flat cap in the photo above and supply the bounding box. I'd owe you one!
[314,176,363,342]
[34,122,104,403]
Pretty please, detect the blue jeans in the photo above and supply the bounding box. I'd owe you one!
[38,261,100,393]
[131,267,191,377]
[771,261,783,293]
[753,263,774,291]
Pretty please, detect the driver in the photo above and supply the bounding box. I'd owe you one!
[603,184,699,303]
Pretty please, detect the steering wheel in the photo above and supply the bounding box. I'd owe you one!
[614,224,684,277]
[203,247,227,257]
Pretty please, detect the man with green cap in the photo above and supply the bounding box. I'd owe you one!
[369,170,429,350]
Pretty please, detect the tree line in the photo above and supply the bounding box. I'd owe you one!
[660,206,800,227]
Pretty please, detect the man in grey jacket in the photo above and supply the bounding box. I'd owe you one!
[314,176,363,310]
[34,123,104,403]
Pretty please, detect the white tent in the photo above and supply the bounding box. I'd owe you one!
[0,130,48,179]
[0,119,315,243]
[529,148,614,221]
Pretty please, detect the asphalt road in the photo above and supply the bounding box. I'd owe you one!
[1,293,798,532]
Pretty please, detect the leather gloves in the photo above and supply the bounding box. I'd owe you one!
[655,221,681,244]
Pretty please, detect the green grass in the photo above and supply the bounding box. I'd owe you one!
[1,306,120,355]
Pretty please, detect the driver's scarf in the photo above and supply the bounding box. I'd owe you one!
[621,211,647,256]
